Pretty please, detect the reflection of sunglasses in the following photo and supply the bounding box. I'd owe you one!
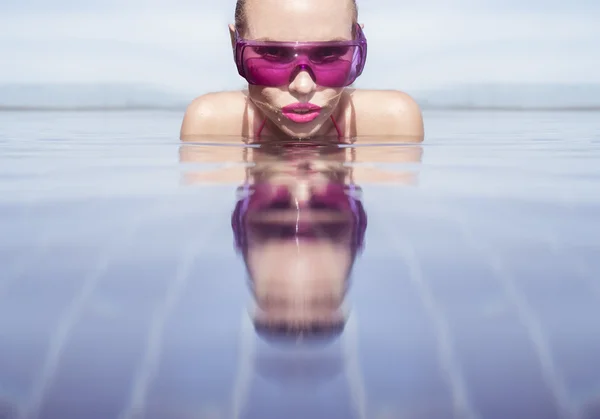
[232,182,367,254]
[234,24,368,88]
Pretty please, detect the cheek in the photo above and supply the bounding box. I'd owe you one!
[315,88,344,106]
[248,86,285,106]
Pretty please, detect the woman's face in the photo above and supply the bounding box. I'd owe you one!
[238,0,355,138]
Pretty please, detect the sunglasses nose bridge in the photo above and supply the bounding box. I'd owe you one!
[288,56,317,84]
[289,64,318,86]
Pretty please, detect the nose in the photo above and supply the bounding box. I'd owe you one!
[291,182,311,204]
[288,67,317,97]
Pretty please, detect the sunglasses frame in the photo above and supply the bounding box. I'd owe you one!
[233,23,368,87]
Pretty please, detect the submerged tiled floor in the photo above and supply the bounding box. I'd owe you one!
[1,110,600,419]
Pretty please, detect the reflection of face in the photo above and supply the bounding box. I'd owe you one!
[250,149,349,193]
[233,167,366,340]
[178,143,424,186]
[242,0,355,139]
[246,182,354,327]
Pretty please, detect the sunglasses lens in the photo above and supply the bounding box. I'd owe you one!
[241,45,363,87]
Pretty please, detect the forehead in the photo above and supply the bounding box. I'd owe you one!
[244,0,354,42]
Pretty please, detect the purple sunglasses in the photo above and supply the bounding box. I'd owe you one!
[234,24,368,88]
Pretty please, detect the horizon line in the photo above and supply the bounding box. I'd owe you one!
[2,105,600,112]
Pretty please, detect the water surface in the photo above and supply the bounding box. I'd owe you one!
[1,110,600,419]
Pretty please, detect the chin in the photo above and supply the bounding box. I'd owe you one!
[287,130,315,140]
[284,121,330,140]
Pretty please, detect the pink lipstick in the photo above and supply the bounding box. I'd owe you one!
[281,103,322,124]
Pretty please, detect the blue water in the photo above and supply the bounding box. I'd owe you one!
[1,110,600,419]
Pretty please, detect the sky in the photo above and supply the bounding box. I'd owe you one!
[1,0,599,96]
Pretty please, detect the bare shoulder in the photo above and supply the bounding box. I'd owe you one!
[180,91,248,141]
[349,89,424,140]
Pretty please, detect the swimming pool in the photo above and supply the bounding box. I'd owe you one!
[1,110,599,419]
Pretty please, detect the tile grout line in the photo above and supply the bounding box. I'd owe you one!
[0,195,120,299]
[342,311,368,419]
[455,212,577,419]
[22,203,175,419]
[116,234,211,419]
[400,238,478,419]
[230,307,257,419]
[375,207,478,419]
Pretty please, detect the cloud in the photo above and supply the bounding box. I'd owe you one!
[357,10,600,88]
[0,0,229,14]
[0,4,598,93]
[0,12,240,94]
[358,0,600,14]
[3,0,599,13]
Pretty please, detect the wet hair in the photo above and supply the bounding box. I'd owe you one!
[234,0,359,36]
[254,317,346,344]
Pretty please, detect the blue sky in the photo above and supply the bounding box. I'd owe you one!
[1,0,598,95]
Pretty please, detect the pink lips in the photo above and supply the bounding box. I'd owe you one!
[281,103,322,124]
